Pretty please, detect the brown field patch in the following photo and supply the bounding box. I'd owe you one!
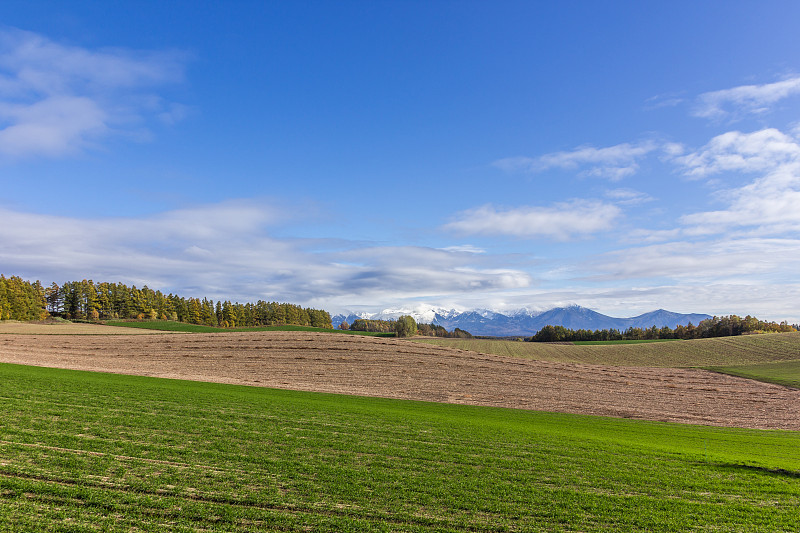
[1,330,798,430]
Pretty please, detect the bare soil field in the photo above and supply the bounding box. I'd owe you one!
[1,328,798,430]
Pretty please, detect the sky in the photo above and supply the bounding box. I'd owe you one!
[2,1,800,322]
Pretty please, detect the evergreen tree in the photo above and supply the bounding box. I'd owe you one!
[1,274,334,330]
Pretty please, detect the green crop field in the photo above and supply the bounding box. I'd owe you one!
[1,363,798,531]
[414,332,800,367]
[705,359,800,389]
[106,320,395,336]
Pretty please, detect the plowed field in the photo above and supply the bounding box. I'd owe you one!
[416,332,800,367]
[2,328,798,430]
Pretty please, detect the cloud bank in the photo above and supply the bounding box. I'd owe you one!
[0,201,532,311]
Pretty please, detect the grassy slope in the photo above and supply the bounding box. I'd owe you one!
[414,332,800,367]
[1,363,799,532]
[105,320,395,336]
[705,360,800,389]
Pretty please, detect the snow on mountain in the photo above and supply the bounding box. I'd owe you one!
[373,306,458,323]
[331,305,711,336]
[331,306,460,328]
[507,307,544,318]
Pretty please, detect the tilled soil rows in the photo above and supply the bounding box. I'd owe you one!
[1,331,798,430]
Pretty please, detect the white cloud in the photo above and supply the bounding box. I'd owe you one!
[0,96,108,156]
[329,246,532,300]
[439,244,486,254]
[644,93,685,110]
[679,172,800,234]
[444,200,621,240]
[626,228,683,244]
[668,127,800,235]
[0,202,532,309]
[494,141,658,181]
[674,128,800,178]
[604,188,653,205]
[0,27,187,158]
[661,142,685,157]
[694,76,800,120]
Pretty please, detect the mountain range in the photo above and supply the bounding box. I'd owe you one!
[331,306,712,337]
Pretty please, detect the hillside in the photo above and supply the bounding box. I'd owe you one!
[413,331,800,367]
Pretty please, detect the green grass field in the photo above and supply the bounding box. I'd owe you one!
[414,332,800,367]
[705,359,800,389]
[572,339,680,345]
[105,320,395,336]
[1,363,798,531]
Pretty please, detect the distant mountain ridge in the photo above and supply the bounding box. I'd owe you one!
[331,305,712,337]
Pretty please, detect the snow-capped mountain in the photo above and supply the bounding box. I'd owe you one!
[331,306,461,328]
[331,305,712,337]
[368,307,458,324]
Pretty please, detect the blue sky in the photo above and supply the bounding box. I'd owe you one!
[2,1,800,321]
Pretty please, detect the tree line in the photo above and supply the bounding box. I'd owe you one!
[528,315,797,343]
[417,323,473,338]
[0,275,48,321]
[1,275,331,329]
[341,318,472,338]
